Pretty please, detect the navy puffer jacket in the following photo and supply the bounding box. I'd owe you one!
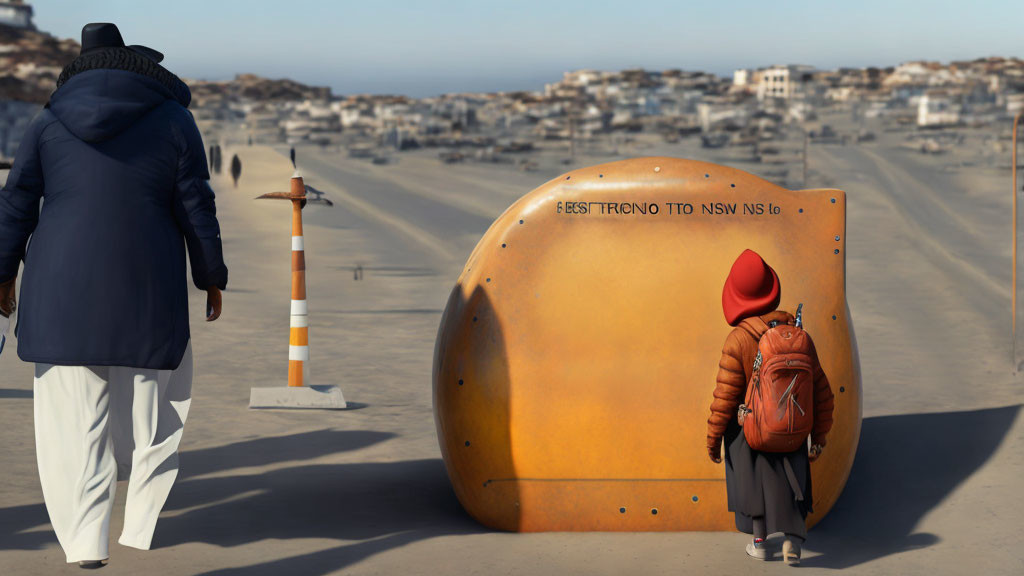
[0,49,227,370]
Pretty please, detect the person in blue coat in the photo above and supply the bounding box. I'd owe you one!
[0,23,226,569]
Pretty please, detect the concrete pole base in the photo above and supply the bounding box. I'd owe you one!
[249,385,347,410]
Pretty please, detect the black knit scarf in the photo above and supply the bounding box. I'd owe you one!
[55,47,191,107]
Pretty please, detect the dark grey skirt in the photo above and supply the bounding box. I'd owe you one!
[723,420,812,539]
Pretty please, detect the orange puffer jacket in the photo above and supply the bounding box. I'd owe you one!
[707,310,834,457]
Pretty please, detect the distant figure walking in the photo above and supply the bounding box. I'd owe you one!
[230,153,242,188]
[212,144,222,174]
[290,146,296,168]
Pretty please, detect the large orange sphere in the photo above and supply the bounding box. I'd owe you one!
[434,157,861,531]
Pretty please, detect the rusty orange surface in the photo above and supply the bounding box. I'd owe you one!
[433,157,862,531]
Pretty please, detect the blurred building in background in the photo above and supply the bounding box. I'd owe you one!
[0,0,33,30]
[1,9,1024,166]
[0,3,75,160]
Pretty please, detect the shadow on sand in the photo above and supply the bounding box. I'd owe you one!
[0,429,399,554]
[0,388,32,399]
[1,407,1017,574]
[803,404,1021,569]
[177,405,1019,574]
[171,457,478,576]
[176,282,504,575]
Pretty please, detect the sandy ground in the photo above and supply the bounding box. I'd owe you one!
[1,117,1023,575]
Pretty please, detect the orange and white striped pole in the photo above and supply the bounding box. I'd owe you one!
[288,174,310,387]
[256,171,312,386]
[251,168,345,409]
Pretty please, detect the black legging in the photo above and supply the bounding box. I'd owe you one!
[753,516,804,543]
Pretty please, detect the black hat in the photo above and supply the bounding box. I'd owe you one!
[80,23,164,63]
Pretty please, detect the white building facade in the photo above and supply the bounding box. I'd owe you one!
[757,66,793,100]
[0,1,34,29]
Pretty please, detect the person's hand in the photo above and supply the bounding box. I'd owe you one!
[0,276,16,318]
[708,437,722,464]
[206,286,222,321]
[809,443,824,462]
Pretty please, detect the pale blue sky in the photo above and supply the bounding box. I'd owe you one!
[31,0,1023,96]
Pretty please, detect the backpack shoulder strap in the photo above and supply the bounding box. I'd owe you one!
[738,316,771,342]
[737,317,770,379]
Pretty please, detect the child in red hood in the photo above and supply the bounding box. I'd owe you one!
[707,249,834,566]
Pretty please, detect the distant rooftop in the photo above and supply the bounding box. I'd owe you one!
[0,0,33,31]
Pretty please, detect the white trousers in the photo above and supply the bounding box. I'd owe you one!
[33,342,192,563]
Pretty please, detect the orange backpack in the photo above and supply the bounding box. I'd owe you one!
[742,305,815,453]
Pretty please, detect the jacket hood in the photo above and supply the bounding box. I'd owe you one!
[49,48,191,142]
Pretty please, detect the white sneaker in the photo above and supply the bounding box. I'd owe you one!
[746,539,769,560]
